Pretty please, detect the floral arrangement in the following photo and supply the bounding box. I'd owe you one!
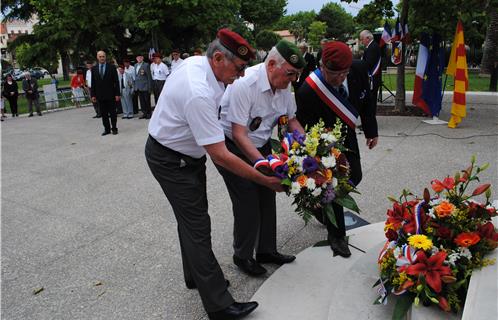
[374,157,498,318]
[258,118,359,226]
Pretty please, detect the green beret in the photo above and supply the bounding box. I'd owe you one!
[275,40,305,69]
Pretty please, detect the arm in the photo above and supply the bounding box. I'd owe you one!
[232,123,265,163]
[204,141,283,192]
[288,117,305,134]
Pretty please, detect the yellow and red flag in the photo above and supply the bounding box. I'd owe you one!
[446,20,468,128]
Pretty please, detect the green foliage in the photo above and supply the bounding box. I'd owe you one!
[317,2,354,41]
[240,0,287,32]
[308,21,327,47]
[255,30,282,51]
[273,10,317,43]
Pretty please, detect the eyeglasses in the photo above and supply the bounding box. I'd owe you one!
[232,61,248,74]
[322,66,349,78]
[285,69,301,79]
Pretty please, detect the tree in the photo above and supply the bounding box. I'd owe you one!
[240,0,287,33]
[308,21,327,48]
[317,2,354,41]
[272,10,317,43]
[481,0,498,75]
[255,30,281,51]
[354,0,394,32]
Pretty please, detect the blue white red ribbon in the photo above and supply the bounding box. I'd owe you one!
[414,200,425,234]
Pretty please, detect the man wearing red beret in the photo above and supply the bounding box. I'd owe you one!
[145,28,283,320]
[296,41,379,257]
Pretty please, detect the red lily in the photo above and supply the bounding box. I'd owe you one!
[402,204,429,235]
[478,222,498,242]
[438,295,451,312]
[472,183,491,196]
[431,177,455,193]
[386,201,415,231]
[403,251,452,293]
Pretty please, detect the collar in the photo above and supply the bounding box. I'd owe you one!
[257,64,272,93]
[366,39,373,48]
[204,57,225,97]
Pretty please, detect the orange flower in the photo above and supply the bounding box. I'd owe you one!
[454,232,481,247]
[331,148,341,159]
[296,175,308,187]
[325,169,333,182]
[434,201,455,218]
[431,177,455,193]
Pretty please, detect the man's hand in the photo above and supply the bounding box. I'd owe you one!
[115,96,121,102]
[91,97,97,103]
[264,176,285,192]
[366,137,378,149]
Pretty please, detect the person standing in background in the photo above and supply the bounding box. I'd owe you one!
[22,72,42,117]
[2,74,19,117]
[85,61,100,118]
[134,53,153,119]
[150,53,169,106]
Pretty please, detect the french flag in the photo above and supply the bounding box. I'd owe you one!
[391,19,401,42]
[412,33,430,115]
[379,22,392,48]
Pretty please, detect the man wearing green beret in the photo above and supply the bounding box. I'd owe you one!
[216,40,305,276]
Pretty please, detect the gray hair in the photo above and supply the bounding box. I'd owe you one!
[298,42,308,49]
[206,38,236,60]
[264,47,286,68]
[360,30,373,40]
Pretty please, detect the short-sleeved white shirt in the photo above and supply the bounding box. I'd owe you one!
[148,56,225,158]
[151,62,170,81]
[220,63,297,148]
[171,58,184,72]
[85,69,92,87]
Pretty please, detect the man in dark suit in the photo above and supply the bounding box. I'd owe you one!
[292,42,316,91]
[360,30,382,113]
[295,41,378,257]
[91,50,120,135]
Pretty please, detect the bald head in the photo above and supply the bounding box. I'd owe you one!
[97,51,107,64]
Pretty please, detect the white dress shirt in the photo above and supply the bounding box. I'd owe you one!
[171,58,184,72]
[151,62,170,81]
[148,56,225,158]
[220,63,297,148]
[85,69,92,87]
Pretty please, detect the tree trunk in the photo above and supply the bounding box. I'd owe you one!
[395,0,410,112]
[480,0,498,74]
[61,51,70,81]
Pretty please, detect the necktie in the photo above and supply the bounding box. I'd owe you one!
[121,75,125,89]
[338,84,348,99]
[100,64,104,77]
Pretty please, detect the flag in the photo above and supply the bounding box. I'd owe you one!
[412,33,430,115]
[148,47,156,61]
[402,23,411,44]
[379,22,392,48]
[422,33,445,117]
[391,19,403,65]
[447,20,468,128]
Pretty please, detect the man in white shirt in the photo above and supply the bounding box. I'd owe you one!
[150,53,169,106]
[145,29,282,320]
[85,61,100,118]
[170,48,183,72]
[217,40,305,276]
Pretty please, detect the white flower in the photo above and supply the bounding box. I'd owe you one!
[312,188,322,197]
[321,156,336,168]
[332,177,338,188]
[447,252,459,266]
[290,182,301,195]
[459,247,472,260]
[429,197,443,206]
[428,208,436,219]
[306,178,316,190]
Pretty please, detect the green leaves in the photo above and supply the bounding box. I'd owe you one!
[392,294,414,320]
[334,194,360,213]
[324,203,337,228]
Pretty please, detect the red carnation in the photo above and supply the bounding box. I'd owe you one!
[385,229,398,241]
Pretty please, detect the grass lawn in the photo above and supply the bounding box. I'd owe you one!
[382,73,491,92]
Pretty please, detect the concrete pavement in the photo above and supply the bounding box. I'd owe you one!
[1,93,497,319]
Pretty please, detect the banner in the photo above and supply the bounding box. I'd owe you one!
[422,33,445,117]
[447,20,468,128]
[412,33,430,115]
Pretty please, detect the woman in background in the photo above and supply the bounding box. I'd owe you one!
[70,69,86,108]
[2,74,19,117]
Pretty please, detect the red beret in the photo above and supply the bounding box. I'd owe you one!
[322,41,352,71]
[152,53,162,58]
[217,28,255,61]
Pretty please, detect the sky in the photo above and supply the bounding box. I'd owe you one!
[285,0,399,17]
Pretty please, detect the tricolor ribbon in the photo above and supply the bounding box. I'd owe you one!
[267,155,283,171]
[414,200,425,234]
[254,158,270,170]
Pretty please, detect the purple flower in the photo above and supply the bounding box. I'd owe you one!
[274,163,289,179]
[321,184,336,204]
[303,156,319,173]
[292,130,305,145]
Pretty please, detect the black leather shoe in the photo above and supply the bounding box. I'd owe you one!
[208,301,258,320]
[185,279,230,290]
[328,235,351,258]
[256,252,296,265]
[101,131,111,136]
[233,256,267,276]
[112,129,118,135]
[28,114,33,117]
[139,114,147,119]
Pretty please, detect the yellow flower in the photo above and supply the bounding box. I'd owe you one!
[408,234,433,250]
[291,141,301,150]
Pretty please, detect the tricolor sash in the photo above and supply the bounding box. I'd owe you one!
[371,57,381,76]
[306,69,359,129]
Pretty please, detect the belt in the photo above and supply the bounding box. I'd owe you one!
[148,135,205,164]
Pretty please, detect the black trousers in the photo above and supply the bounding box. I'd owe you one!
[6,96,18,115]
[145,136,234,312]
[152,80,165,106]
[215,138,277,259]
[137,90,151,116]
[132,91,139,114]
[98,99,117,132]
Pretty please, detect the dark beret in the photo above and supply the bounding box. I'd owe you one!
[275,40,305,69]
[322,41,352,71]
[217,28,255,61]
